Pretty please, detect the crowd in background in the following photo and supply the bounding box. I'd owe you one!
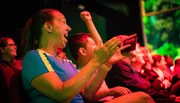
[0,8,180,103]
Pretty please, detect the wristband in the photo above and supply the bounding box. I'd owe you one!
[100,64,112,71]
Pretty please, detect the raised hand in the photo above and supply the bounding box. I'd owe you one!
[80,11,103,46]
[80,11,92,23]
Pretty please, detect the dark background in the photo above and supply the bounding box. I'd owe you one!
[0,0,143,59]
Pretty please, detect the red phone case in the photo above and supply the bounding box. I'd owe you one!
[118,33,138,53]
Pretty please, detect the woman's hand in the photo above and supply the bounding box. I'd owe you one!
[92,37,121,65]
[104,44,131,67]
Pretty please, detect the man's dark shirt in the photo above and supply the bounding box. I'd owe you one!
[105,60,150,91]
[105,60,169,99]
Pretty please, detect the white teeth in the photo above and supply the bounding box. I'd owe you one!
[64,34,68,37]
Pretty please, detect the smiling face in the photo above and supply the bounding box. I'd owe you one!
[130,49,145,65]
[0,38,17,57]
[140,47,154,65]
[51,11,71,48]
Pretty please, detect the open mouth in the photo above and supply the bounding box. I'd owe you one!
[63,34,68,44]
[64,34,68,38]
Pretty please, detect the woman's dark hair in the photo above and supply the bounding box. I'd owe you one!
[0,37,13,48]
[20,9,59,57]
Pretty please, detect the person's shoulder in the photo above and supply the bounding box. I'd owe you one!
[24,50,38,56]
[111,60,132,73]
[27,50,38,54]
[23,50,40,60]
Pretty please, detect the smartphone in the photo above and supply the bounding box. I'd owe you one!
[121,33,138,53]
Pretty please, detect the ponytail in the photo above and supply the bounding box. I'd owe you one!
[20,18,36,57]
[20,9,59,57]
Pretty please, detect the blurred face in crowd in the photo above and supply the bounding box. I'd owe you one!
[130,49,145,65]
[157,56,167,70]
[56,48,68,59]
[140,47,154,65]
[0,38,17,57]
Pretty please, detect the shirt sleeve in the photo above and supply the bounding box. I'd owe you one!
[22,50,54,83]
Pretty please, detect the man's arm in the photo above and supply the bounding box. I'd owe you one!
[80,11,103,46]
[80,11,111,100]
[80,11,131,101]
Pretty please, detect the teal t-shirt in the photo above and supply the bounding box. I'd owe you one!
[22,49,84,103]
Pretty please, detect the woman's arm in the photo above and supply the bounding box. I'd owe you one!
[31,60,100,102]
[28,37,120,102]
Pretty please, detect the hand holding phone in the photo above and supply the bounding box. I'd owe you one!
[117,33,138,53]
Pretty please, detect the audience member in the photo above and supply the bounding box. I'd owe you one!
[56,48,68,59]
[140,46,158,83]
[152,54,172,89]
[0,37,26,103]
[105,38,170,100]
[173,58,180,78]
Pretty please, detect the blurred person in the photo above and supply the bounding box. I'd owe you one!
[173,58,180,78]
[152,55,172,89]
[171,58,180,96]
[105,37,170,100]
[129,44,145,72]
[56,48,68,59]
[0,37,26,103]
[140,46,154,71]
[164,55,174,71]
[140,47,159,85]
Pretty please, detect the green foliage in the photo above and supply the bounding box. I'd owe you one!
[143,0,180,59]
[156,42,178,59]
[144,0,157,12]
[144,0,179,12]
